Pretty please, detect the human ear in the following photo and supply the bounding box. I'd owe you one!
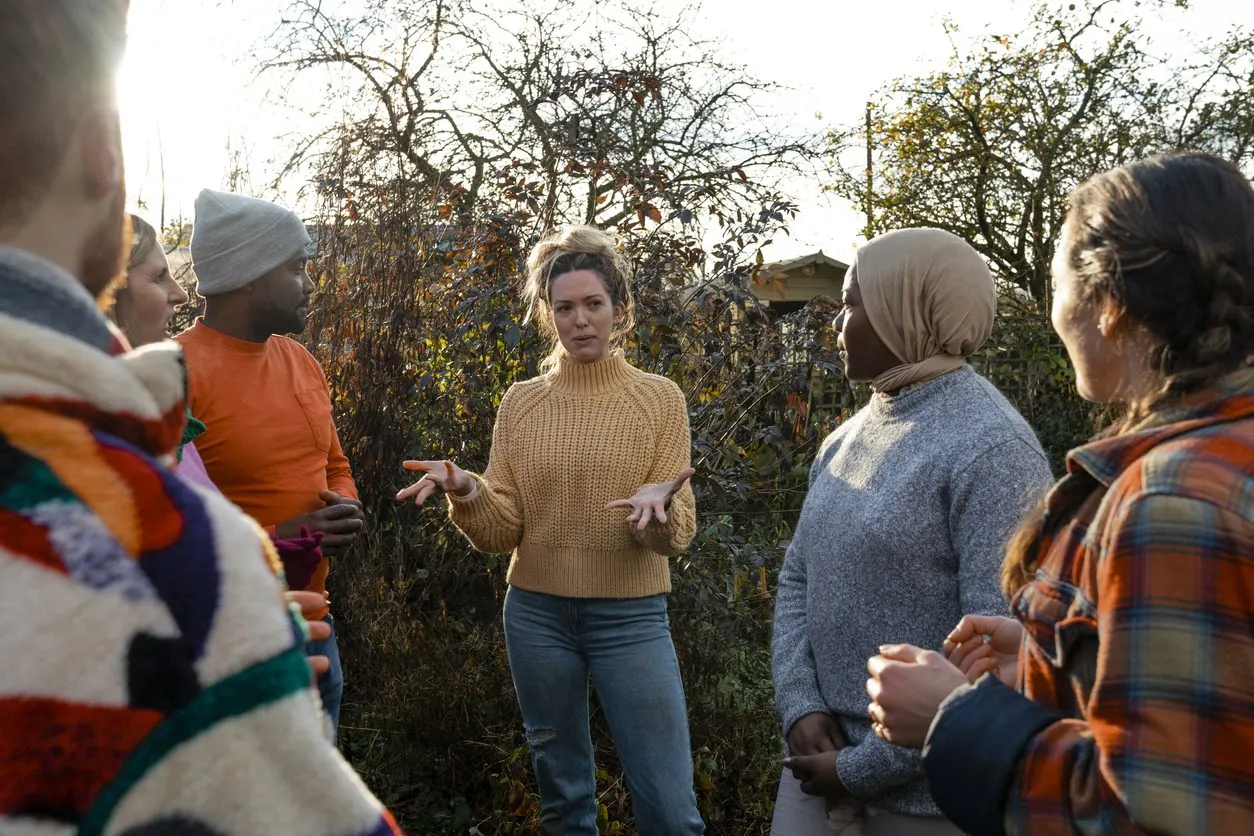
[79,107,124,200]
[1096,297,1126,338]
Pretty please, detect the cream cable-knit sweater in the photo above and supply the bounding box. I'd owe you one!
[449,350,696,598]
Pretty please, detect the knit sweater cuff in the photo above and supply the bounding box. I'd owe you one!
[447,475,521,554]
[448,474,493,514]
[633,519,690,556]
[449,478,480,502]
[778,698,832,747]
[835,734,922,801]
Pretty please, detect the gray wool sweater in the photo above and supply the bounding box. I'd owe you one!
[772,365,1054,817]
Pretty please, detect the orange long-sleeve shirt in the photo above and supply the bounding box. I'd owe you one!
[175,320,357,618]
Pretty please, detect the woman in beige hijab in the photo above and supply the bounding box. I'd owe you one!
[770,228,1054,835]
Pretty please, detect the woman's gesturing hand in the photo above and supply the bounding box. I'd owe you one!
[396,460,474,505]
[943,614,1023,687]
[605,467,696,531]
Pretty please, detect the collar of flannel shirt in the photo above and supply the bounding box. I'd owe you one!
[1066,367,1254,488]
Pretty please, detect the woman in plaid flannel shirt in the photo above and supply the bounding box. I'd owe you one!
[864,152,1254,836]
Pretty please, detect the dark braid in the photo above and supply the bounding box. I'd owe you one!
[1067,152,1254,409]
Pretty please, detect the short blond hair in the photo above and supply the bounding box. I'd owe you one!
[0,0,129,226]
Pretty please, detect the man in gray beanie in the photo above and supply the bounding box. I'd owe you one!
[175,188,364,735]
[187,187,313,298]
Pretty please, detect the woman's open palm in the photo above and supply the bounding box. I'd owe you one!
[606,467,695,531]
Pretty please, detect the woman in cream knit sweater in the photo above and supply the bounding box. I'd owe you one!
[397,225,704,835]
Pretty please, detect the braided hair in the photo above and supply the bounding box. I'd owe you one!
[1065,152,1254,405]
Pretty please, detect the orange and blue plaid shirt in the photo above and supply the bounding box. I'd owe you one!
[924,369,1254,835]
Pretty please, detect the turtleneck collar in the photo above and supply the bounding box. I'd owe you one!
[548,349,642,396]
[870,364,972,414]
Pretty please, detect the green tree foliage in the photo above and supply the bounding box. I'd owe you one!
[828,0,1254,304]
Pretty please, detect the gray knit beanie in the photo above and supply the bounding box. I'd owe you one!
[189,189,312,296]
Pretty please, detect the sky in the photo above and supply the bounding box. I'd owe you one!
[117,0,1244,263]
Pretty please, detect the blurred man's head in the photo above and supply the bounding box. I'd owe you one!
[0,0,130,299]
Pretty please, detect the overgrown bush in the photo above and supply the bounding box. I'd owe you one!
[295,182,1096,834]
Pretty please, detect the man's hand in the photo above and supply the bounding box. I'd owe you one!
[320,488,363,511]
[316,489,365,555]
[275,490,364,551]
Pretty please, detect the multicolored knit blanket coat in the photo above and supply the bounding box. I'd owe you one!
[0,245,401,836]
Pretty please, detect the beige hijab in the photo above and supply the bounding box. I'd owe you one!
[853,228,996,393]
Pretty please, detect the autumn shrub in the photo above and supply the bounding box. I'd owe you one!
[288,180,1098,836]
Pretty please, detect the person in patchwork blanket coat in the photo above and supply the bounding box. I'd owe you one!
[0,2,401,833]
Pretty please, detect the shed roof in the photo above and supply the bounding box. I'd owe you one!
[763,250,849,275]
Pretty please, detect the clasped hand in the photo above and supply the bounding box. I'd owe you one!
[865,614,1023,749]
[782,712,849,800]
[275,489,365,554]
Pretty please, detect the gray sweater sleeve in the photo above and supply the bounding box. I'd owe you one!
[949,437,1053,617]
[834,437,1052,801]
[772,463,832,739]
[836,730,925,800]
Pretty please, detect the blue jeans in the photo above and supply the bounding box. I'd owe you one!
[503,586,705,836]
[305,613,343,738]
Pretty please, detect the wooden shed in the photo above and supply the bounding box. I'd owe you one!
[752,250,849,316]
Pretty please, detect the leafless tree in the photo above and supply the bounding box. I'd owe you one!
[258,0,817,233]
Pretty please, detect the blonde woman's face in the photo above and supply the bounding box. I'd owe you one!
[548,269,623,364]
[119,244,188,347]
